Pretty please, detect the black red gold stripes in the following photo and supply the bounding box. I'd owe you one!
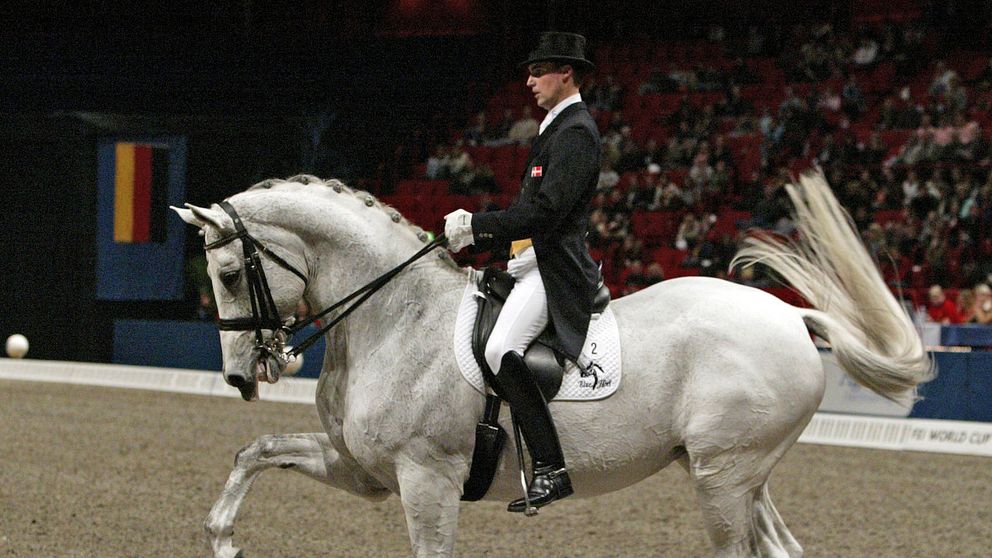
[113,143,168,243]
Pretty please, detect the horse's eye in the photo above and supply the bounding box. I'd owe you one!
[221,270,241,288]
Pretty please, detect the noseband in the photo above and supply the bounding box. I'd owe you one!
[204,200,447,363]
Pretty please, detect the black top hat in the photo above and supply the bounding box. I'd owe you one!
[520,32,595,71]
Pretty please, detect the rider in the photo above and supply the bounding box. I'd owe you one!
[444,31,602,512]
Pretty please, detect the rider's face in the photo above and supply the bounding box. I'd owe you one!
[526,62,573,111]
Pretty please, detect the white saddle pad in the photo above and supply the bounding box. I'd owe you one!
[453,282,622,401]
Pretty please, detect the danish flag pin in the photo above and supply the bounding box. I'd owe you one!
[531,166,543,177]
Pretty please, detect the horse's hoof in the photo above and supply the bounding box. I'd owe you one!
[235,551,244,558]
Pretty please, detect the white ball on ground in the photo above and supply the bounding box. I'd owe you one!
[6,334,29,358]
[283,348,303,376]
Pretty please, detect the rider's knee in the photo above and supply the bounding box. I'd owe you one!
[485,337,511,375]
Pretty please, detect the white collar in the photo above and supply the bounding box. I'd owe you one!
[539,93,583,135]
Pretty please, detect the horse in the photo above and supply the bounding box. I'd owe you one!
[173,171,931,557]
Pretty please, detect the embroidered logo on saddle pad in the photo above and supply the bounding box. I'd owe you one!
[453,282,622,401]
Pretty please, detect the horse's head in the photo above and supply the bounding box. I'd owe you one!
[173,196,309,401]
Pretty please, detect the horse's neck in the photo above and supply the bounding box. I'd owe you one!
[306,230,469,403]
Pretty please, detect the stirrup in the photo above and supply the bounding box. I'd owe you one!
[507,466,573,513]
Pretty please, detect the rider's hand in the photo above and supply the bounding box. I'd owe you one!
[444,209,475,252]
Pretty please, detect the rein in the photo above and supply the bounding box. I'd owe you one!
[205,200,447,363]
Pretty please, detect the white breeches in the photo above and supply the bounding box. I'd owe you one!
[485,247,548,375]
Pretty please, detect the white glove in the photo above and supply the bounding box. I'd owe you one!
[444,209,475,252]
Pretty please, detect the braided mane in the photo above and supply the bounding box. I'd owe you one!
[244,174,461,270]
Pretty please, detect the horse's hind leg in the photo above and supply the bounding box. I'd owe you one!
[205,432,389,558]
[685,441,804,557]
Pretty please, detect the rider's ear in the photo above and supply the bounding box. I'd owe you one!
[172,203,230,232]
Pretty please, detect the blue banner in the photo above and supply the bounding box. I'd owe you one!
[95,136,187,300]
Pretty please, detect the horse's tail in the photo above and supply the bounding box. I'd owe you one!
[731,170,933,405]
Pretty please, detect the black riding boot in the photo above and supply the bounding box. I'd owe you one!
[495,351,573,513]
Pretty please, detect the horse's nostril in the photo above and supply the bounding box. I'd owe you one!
[227,374,247,389]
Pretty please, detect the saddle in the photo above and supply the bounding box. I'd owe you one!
[461,266,610,502]
[471,267,611,401]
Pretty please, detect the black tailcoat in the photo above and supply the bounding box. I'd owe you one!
[472,102,602,360]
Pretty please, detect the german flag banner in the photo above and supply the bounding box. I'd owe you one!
[96,137,187,300]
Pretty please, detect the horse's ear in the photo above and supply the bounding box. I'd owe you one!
[171,203,230,231]
[171,205,202,229]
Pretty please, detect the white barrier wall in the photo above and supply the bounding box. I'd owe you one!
[0,358,316,403]
[3,357,992,457]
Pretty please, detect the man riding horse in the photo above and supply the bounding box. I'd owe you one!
[444,31,601,512]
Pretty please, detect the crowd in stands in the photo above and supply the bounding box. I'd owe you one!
[385,14,992,318]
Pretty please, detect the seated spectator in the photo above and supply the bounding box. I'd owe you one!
[973,283,992,324]
[952,113,984,161]
[468,163,498,194]
[719,84,754,118]
[587,74,624,111]
[943,76,968,115]
[926,284,962,324]
[588,208,625,248]
[928,60,958,96]
[841,75,866,119]
[463,112,487,146]
[626,165,660,210]
[621,260,652,296]
[508,105,539,144]
[895,132,936,167]
[618,234,645,267]
[449,160,478,194]
[484,108,515,146]
[638,66,678,95]
[425,144,451,179]
[447,142,472,177]
[640,138,664,169]
[930,114,957,158]
[688,154,715,192]
[817,86,842,114]
[709,160,732,197]
[644,262,665,285]
[957,288,976,323]
[675,213,704,251]
[709,135,735,169]
[664,133,694,167]
[852,37,879,67]
[597,161,620,191]
[653,178,682,210]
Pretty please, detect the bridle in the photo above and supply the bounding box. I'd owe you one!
[204,200,447,365]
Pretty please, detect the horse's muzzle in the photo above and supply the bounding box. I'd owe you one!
[226,371,258,402]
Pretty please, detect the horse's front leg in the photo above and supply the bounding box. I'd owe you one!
[395,453,468,558]
[205,432,389,558]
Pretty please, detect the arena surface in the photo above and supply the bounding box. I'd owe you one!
[1,378,988,557]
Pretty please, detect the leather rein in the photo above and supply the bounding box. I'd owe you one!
[204,200,447,364]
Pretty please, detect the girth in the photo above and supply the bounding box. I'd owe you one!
[470,267,610,401]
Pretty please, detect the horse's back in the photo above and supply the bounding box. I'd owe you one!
[611,276,816,353]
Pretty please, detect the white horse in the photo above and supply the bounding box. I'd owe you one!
[173,171,931,558]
